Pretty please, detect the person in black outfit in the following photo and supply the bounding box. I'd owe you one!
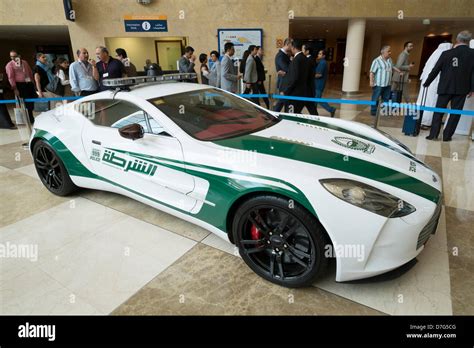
[424,30,474,141]
[254,46,270,109]
[93,46,126,91]
[144,59,162,76]
[284,39,318,115]
[0,73,16,129]
[274,38,291,112]
[199,53,210,85]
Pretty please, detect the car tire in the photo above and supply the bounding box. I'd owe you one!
[33,139,78,196]
[232,195,328,288]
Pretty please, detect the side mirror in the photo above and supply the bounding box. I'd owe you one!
[118,123,144,140]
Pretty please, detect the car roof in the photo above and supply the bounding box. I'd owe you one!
[127,82,212,100]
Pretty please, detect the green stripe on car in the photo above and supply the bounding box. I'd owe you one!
[280,114,428,168]
[33,129,317,233]
[213,134,441,203]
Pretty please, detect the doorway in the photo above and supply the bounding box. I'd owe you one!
[155,40,184,71]
[419,34,452,76]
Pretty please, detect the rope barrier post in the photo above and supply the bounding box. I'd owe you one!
[373,101,381,130]
[19,97,32,149]
[268,74,273,110]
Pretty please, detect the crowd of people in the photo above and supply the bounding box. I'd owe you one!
[1,30,473,141]
[0,46,142,128]
[176,39,336,116]
[368,30,473,141]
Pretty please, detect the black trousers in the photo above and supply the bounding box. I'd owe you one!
[80,90,98,96]
[256,82,270,109]
[429,94,467,139]
[286,99,318,116]
[243,83,260,102]
[16,82,37,124]
[274,98,287,112]
[0,99,14,128]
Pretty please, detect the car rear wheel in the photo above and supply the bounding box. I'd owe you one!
[233,195,328,288]
[33,140,78,196]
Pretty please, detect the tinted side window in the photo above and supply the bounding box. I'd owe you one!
[77,99,166,135]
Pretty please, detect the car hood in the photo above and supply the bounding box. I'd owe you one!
[212,114,442,203]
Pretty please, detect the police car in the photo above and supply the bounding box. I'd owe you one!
[29,73,442,287]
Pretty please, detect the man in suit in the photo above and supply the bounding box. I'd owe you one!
[254,46,270,109]
[220,42,241,93]
[392,41,415,102]
[284,39,318,115]
[178,46,198,83]
[424,31,474,141]
[244,45,259,100]
[274,38,292,112]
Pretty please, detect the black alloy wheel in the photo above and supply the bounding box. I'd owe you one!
[233,195,328,287]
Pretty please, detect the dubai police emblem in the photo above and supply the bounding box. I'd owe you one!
[331,137,375,154]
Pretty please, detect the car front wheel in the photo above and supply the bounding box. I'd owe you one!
[233,195,328,288]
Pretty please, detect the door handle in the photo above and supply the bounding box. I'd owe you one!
[92,140,101,145]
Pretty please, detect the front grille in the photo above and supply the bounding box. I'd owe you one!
[416,198,442,250]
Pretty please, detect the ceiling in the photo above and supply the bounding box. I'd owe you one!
[0,25,70,42]
[290,18,474,39]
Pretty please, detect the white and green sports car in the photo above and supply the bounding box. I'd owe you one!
[29,74,442,287]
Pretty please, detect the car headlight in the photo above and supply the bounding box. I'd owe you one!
[320,179,416,218]
[376,129,413,155]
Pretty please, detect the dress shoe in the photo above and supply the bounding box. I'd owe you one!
[443,137,452,142]
[425,135,435,140]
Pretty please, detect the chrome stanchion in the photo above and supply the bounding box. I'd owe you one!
[18,97,32,149]
[373,101,381,130]
[268,74,273,109]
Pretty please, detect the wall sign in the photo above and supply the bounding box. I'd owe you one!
[218,29,263,60]
[63,0,75,22]
[124,15,168,32]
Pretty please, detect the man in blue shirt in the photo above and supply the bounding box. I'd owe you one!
[314,49,336,117]
[69,48,98,96]
[369,45,402,115]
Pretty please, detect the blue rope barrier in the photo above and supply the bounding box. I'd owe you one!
[238,94,269,98]
[270,94,376,106]
[1,94,473,116]
[0,96,82,104]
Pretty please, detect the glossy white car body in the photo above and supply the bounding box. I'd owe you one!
[30,81,443,282]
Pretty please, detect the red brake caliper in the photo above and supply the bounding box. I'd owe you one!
[250,224,263,240]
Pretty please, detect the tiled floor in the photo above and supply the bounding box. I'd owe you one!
[0,83,473,316]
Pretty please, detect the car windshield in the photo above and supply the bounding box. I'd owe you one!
[148,88,280,141]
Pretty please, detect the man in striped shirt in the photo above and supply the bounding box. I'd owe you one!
[369,45,402,115]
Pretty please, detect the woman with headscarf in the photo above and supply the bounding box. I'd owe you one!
[416,42,453,128]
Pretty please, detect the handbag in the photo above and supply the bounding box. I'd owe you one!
[14,97,27,125]
[45,75,64,96]
[34,100,49,112]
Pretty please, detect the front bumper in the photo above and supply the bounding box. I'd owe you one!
[334,196,442,282]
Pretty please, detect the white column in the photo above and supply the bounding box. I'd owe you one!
[342,18,366,95]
